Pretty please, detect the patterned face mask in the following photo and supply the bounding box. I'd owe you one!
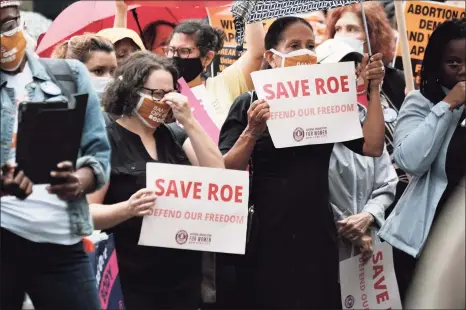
[0,25,27,72]
[133,92,171,128]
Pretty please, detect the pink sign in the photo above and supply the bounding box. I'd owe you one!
[178,78,220,144]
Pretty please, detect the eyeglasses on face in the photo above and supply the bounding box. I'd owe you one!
[142,87,176,101]
[162,46,198,59]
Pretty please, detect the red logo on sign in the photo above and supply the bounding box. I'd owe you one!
[175,230,188,245]
[293,127,305,142]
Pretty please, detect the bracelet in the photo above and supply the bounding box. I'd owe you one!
[77,177,85,197]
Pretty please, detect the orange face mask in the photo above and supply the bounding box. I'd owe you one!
[0,26,27,72]
[270,48,317,67]
[134,92,172,128]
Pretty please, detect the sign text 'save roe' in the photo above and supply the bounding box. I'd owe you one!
[139,163,249,254]
[251,62,362,148]
[263,75,350,100]
[153,179,244,203]
[340,242,402,310]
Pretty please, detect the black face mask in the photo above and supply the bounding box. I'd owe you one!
[172,57,204,83]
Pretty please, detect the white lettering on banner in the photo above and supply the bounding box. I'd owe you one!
[138,163,249,254]
[251,62,362,148]
[339,242,403,309]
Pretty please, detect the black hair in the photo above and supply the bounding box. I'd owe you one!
[103,51,180,116]
[169,19,226,57]
[262,16,314,69]
[421,18,466,104]
[142,20,177,51]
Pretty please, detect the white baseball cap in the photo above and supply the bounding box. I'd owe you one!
[316,39,363,64]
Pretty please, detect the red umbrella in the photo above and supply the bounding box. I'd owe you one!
[36,0,232,57]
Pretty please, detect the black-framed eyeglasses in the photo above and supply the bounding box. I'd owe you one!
[142,87,176,101]
[0,16,20,35]
[162,46,198,59]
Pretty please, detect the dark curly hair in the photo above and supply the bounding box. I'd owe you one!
[103,51,180,116]
[421,18,466,104]
[169,19,226,57]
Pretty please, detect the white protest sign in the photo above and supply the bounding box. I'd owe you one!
[139,163,249,254]
[251,63,362,148]
[340,242,402,310]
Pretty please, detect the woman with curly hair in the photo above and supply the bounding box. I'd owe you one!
[326,1,409,212]
[87,51,224,309]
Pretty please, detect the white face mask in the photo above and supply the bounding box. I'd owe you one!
[91,76,111,98]
[333,36,365,55]
[270,48,317,67]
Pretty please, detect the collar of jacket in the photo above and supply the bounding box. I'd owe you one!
[1,50,51,89]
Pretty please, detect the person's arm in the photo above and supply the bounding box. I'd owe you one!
[360,54,385,157]
[1,163,33,199]
[235,22,266,90]
[224,127,258,170]
[337,147,398,240]
[220,94,270,170]
[343,54,386,157]
[48,60,111,200]
[362,148,398,228]
[69,60,111,191]
[394,82,465,177]
[182,120,224,168]
[162,93,223,168]
[114,0,128,28]
[88,183,156,230]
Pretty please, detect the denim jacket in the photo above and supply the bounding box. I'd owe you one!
[0,51,111,236]
[378,90,464,257]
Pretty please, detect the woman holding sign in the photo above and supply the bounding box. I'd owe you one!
[113,0,266,128]
[379,18,466,303]
[326,1,409,212]
[87,52,224,309]
[219,16,386,309]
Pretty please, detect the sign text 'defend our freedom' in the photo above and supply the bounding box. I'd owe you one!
[251,62,362,149]
[139,163,249,255]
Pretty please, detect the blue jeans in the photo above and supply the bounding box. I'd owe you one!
[0,228,101,310]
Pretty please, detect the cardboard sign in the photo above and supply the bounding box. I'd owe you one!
[139,163,249,254]
[395,1,465,87]
[178,78,220,144]
[251,62,362,148]
[340,243,402,310]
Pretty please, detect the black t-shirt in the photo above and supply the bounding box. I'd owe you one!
[103,121,202,293]
[219,91,364,251]
[436,114,466,215]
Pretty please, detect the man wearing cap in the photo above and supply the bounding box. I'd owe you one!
[0,1,110,309]
[316,38,398,264]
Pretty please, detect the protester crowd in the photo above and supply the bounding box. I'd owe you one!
[0,0,465,309]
